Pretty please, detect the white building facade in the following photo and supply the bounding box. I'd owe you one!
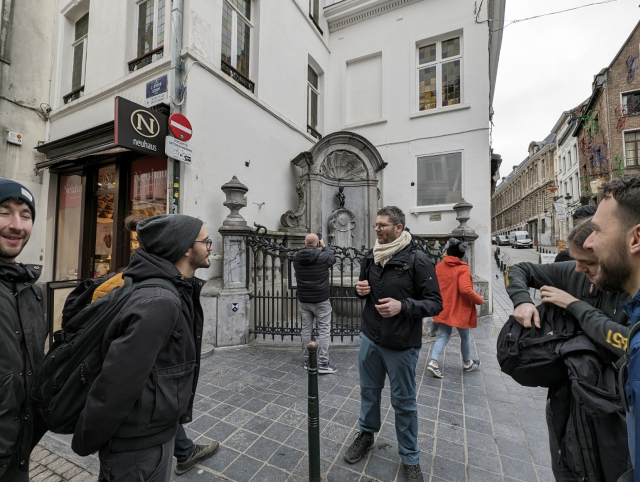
[551,109,582,241]
[0,0,56,264]
[28,0,504,332]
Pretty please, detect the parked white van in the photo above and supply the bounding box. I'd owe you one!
[509,231,533,249]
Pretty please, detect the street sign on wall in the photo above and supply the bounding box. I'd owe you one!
[165,137,193,163]
[114,96,168,155]
[168,114,193,141]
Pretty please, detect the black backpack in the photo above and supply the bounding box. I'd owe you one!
[497,303,579,387]
[554,335,630,482]
[33,274,178,434]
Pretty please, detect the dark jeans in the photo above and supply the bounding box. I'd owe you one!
[174,425,194,463]
[546,400,579,481]
[98,437,174,482]
[0,453,29,482]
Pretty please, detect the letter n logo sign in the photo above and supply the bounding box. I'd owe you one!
[130,110,160,138]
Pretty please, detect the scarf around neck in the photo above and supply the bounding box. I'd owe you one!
[373,230,412,267]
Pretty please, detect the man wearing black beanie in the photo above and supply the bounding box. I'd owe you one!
[73,213,214,482]
[0,178,46,482]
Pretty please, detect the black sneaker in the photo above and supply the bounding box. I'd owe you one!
[463,359,481,372]
[175,441,220,475]
[343,431,374,464]
[404,463,425,482]
[427,362,443,379]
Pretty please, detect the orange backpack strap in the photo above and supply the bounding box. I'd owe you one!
[91,272,125,303]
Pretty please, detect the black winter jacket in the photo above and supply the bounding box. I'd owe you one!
[293,247,336,303]
[505,261,630,361]
[0,261,46,476]
[72,250,204,455]
[357,245,442,349]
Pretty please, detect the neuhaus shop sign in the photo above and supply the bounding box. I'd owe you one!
[114,96,168,155]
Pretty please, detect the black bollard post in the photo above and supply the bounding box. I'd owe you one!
[308,341,321,482]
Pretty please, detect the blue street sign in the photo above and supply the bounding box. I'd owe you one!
[146,75,168,98]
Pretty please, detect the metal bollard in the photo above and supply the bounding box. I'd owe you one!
[307,341,321,482]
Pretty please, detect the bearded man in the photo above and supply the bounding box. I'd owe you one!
[584,174,640,481]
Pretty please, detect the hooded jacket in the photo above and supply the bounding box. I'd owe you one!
[0,261,46,477]
[293,247,336,304]
[434,256,484,329]
[72,250,204,455]
[505,261,630,361]
[357,244,442,349]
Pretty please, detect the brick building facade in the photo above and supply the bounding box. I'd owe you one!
[574,20,640,199]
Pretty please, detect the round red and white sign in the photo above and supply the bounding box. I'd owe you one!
[168,113,193,141]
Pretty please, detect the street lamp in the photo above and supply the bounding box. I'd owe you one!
[564,193,572,242]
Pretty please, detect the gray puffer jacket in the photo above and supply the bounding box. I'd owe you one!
[0,261,46,477]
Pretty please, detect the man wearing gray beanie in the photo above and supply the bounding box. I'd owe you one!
[0,178,46,482]
[73,213,217,481]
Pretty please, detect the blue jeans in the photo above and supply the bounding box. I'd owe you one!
[430,324,471,363]
[358,333,420,465]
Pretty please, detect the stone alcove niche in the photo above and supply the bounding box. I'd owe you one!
[280,131,387,248]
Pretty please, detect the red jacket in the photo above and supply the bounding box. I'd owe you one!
[433,256,484,329]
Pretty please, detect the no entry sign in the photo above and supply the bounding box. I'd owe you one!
[168,113,193,141]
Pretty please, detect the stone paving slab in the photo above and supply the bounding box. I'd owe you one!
[32,257,549,481]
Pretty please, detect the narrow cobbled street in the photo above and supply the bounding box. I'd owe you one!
[34,256,552,482]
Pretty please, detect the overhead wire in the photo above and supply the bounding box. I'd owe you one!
[482,0,619,32]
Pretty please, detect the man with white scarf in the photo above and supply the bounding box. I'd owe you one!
[343,206,442,482]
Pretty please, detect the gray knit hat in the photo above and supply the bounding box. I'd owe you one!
[446,237,468,259]
[136,214,204,263]
[0,178,36,220]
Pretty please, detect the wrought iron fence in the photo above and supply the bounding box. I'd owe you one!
[247,224,446,341]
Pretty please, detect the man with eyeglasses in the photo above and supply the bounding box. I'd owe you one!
[343,206,442,482]
[73,214,216,481]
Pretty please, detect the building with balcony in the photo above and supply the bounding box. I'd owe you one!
[574,20,640,199]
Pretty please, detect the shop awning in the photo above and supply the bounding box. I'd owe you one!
[35,121,129,171]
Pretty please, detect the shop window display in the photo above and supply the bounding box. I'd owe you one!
[94,165,116,277]
[55,174,83,280]
[129,158,168,253]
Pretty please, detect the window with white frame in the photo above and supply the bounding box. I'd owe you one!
[307,65,321,139]
[416,152,462,206]
[221,0,252,82]
[71,14,89,93]
[567,150,572,167]
[136,0,165,62]
[625,130,640,166]
[417,36,461,111]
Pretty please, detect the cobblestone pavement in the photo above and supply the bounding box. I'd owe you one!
[32,260,552,482]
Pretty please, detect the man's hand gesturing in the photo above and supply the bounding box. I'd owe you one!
[356,280,371,296]
[375,298,402,318]
[513,302,541,329]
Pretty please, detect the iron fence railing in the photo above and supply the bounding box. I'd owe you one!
[247,224,446,341]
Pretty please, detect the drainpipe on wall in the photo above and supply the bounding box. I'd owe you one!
[168,0,184,214]
[0,0,15,96]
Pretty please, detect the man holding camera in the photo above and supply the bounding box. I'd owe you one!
[293,233,337,373]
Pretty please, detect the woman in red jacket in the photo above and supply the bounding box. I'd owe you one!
[427,238,484,379]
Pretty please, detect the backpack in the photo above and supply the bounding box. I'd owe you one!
[497,303,579,387]
[33,274,179,434]
[555,335,630,482]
